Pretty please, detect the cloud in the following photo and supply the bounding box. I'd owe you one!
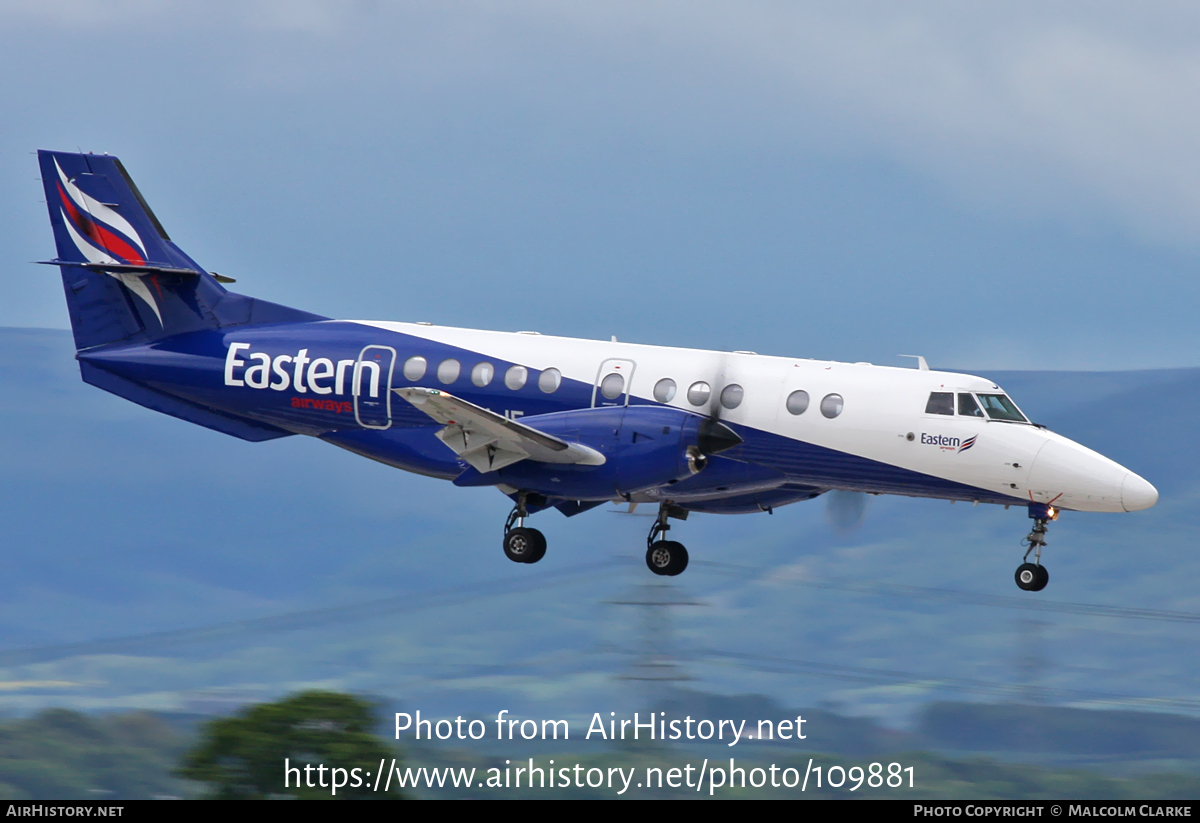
[0,0,182,26]
[5,1,1200,246]
[727,4,1200,245]
[517,2,1200,245]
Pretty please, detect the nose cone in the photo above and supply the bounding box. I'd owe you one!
[1026,435,1152,513]
[1121,472,1158,512]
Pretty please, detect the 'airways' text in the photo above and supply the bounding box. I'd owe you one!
[292,397,353,414]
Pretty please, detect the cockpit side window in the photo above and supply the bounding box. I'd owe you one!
[957,393,984,417]
[978,393,1028,422]
[925,392,954,415]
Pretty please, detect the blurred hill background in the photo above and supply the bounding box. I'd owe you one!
[0,326,1196,796]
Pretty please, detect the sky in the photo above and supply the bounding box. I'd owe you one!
[3,1,1200,369]
[0,3,1198,735]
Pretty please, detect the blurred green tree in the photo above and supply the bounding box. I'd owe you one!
[178,690,405,799]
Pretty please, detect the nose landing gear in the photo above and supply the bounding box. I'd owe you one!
[1015,503,1057,591]
[503,492,546,564]
[646,503,689,576]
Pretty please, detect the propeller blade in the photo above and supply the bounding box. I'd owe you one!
[824,490,869,535]
[692,352,743,455]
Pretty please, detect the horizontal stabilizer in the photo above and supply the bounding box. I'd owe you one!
[38,259,201,277]
[394,387,606,473]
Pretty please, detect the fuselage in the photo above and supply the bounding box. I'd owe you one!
[36,147,1160,588]
[77,318,1158,517]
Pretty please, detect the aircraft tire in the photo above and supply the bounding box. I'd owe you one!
[646,541,689,576]
[524,534,547,564]
[504,527,546,564]
[1015,563,1048,591]
[1033,564,1049,591]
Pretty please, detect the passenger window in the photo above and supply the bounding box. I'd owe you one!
[403,356,427,381]
[820,393,844,419]
[471,362,494,387]
[600,372,625,399]
[653,378,677,403]
[437,358,461,384]
[687,381,711,406]
[957,393,984,417]
[538,368,561,393]
[504,365,528,390]
[785,390,809,415]
[720,384,744,410]
[925,392,954,415]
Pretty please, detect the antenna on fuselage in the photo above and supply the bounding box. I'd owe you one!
[899,354,930,371]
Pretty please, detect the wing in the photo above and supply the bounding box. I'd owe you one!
[393,387,606,473]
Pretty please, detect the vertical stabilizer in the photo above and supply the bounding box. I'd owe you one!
[37,149,324,350]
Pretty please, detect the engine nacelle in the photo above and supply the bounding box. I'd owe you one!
[452,405,725,499]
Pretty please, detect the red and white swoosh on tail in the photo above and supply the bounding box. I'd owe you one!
[55,166,162,325]
[54,159,146,260]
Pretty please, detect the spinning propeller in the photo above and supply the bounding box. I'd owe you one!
[693,355,743,467]
[824,489,870,535]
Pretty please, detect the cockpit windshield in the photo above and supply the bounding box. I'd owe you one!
[977,393,1028,422]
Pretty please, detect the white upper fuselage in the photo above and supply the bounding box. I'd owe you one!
[356,320,1158,514]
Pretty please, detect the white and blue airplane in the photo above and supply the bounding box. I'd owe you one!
[37,150,1158,590]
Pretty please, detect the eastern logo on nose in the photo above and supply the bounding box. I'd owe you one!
[919,433,978,453]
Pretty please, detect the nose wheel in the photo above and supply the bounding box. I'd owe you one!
[645,503,689,576]
[503,492,546,564]
[1014,506,1055,591]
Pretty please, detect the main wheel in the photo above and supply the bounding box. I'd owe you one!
[646,540,689,576]
[504,527,546,564]
[524,535,546,564]
[1015,562,1048,591]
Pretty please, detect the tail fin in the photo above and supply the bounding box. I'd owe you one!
[38,149,324,350]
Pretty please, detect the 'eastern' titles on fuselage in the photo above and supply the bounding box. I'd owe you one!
[223,342,382,398]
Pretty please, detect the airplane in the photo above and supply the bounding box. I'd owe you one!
[35,149,1158,591]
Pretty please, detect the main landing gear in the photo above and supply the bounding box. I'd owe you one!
[646,503,689,577]
[503,492,546,564]
[1014,503,1058,592]
[500,494,694,575]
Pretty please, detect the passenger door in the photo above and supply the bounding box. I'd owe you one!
[354,345,396,429]
[592,359,636,408]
